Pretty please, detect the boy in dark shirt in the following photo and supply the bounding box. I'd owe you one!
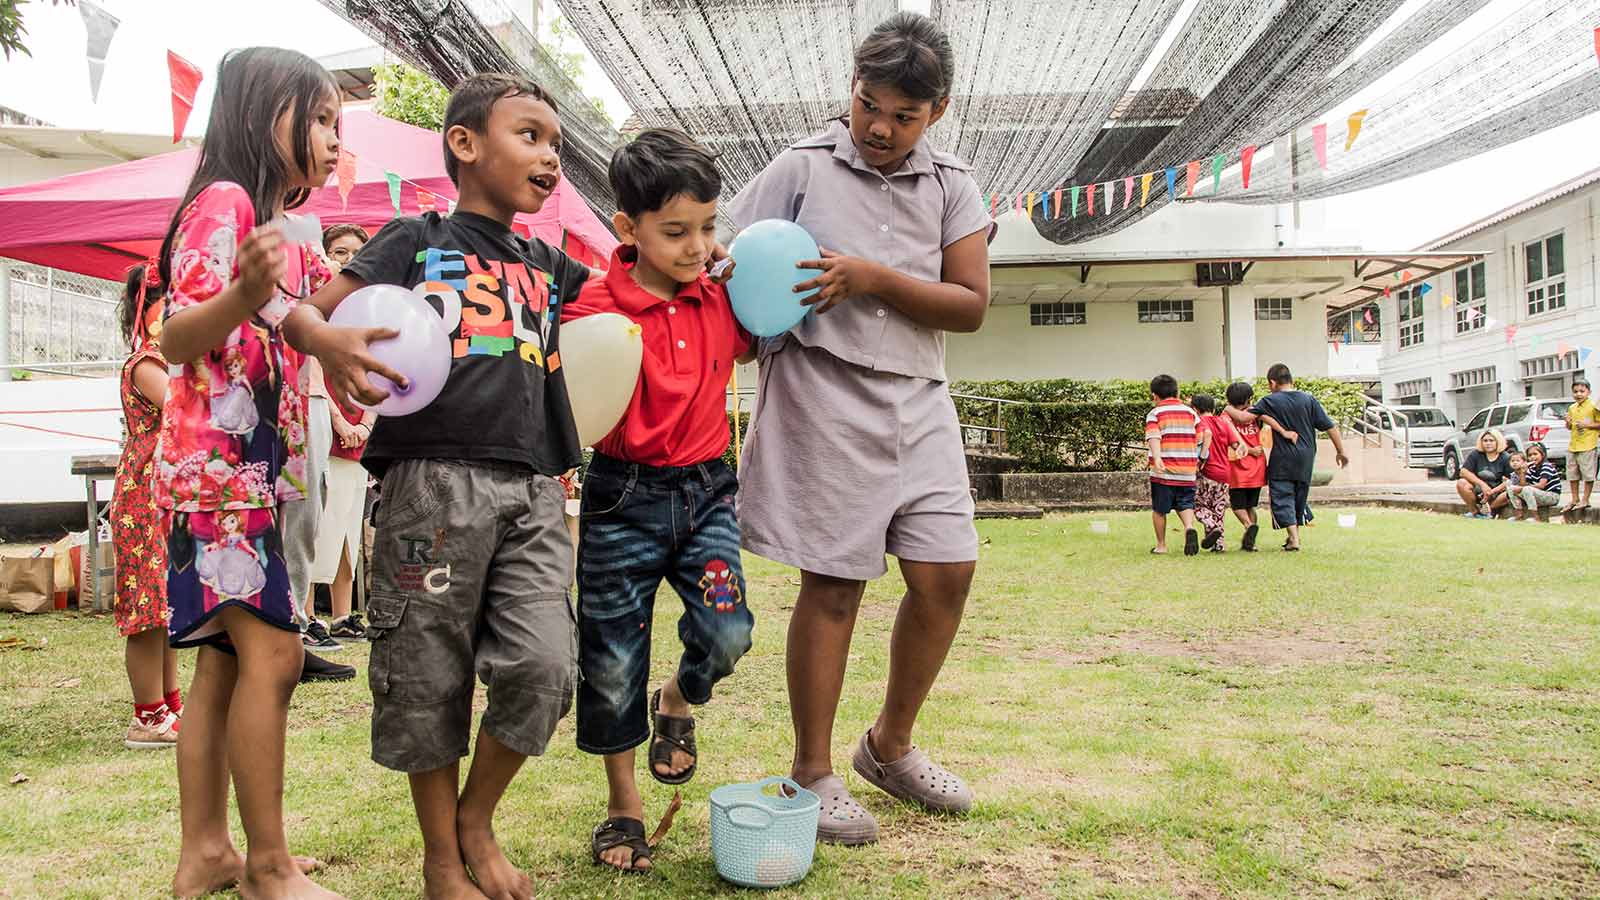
[287,74,585,900]
[1228,363,1348,551]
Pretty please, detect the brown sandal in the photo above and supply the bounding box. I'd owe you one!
[648,689,697,786]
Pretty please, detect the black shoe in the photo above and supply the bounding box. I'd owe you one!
[329,613,367,641]
[1183,529,1199,556]
[301,618,343,652]
[300,650,355,683]
[1201,529,1220,550]
[1242,524,1259,552]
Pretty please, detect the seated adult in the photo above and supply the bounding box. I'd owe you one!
[1455,428,1511,518]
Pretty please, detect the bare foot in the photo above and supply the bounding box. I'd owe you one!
[652,679,695,779]
[423,859,490,900]
[173,846,324,896]
[238,860,344,900]
[458,822,532,900]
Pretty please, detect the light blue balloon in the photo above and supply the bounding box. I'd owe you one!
[727,219,819,337]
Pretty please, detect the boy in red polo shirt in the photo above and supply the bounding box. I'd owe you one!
[562,129,755,872]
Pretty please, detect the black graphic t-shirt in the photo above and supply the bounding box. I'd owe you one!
[342,211,588,476]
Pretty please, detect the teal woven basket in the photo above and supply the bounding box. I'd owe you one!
[708,776,820,888]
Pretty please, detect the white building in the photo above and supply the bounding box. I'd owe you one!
[947,198,1473,385]
[1374,167,1599,421]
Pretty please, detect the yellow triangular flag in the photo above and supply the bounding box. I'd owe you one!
[1346,109,1368,151]
[1140,172,1152,207]
[1441,293,1453,309]
[1026,192,1037,217]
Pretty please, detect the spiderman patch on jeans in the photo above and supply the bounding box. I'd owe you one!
[698,559,742,613]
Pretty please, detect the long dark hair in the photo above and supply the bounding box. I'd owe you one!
[119,262,162,348]
[157,47,338,291]
[853,12,955,102]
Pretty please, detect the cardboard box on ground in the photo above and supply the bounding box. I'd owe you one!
[0,529,114,613]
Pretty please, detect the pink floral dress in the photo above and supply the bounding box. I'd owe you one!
[156,181,331,648]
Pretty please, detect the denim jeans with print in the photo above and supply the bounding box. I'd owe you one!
[575,452,754,754]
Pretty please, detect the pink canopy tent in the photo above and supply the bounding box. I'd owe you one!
[0,108,617,280]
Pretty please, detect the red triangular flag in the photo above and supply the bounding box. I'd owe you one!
[335,148,357,211]
[1087,183,1096,216]
[167,50,202,143]
[1311,124,1328,169]
[1185,160,1200,197]
[1051,188,1062,219]
[1505,325,1518,344]
[1594,26,1599,67]
[1240,145,1257,189]
[416,188,437,213]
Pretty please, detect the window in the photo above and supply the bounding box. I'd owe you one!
[1453,262,1487,334]
[1138,299,1193,323]
[1504,403,1532,425]
[1397,408,1450,427]
[1394,377,1431,399]
[1255,297,1293,320]
[1464,409,1490,432]
[1537,400,1572,420]
[1487,406,1507,428]
[1525,233,1566,315]
[1397,287,1424,348]
[1029,301,1086,326]
[1520,351,1580,380]
[1451,366,1496,389]
[1196,261,1245,286]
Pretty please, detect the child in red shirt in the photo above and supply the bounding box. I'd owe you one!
[1193,394,1243,552]
[562,129,754,873]
[1223,381,1269,551]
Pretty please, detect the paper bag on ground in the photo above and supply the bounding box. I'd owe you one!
[0,555,55,613]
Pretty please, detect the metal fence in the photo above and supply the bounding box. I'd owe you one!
[2,259,125,378]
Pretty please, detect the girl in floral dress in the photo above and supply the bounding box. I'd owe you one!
[153,47,343,900]
[110,262,181,750]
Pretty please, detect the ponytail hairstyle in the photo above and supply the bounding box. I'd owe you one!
[156,47,339,293]
[119,261,164,348]
[853,12,955,102]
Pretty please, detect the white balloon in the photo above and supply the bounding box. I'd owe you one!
[559,313,644,446]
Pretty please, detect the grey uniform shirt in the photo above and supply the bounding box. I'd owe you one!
[728,120,991,383]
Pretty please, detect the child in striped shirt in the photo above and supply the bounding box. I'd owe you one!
[1145,374,1209,555]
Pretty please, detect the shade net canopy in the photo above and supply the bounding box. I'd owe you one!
[314,0,623,213]
[530,0,1600,245]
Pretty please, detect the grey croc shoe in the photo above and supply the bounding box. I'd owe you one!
[851,730,973,814]
[802,774,878,845]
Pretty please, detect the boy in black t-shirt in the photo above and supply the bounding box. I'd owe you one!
[286,74,586,900]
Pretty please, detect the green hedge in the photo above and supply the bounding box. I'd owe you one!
[721,412,751,472]
[953,377,1367,473]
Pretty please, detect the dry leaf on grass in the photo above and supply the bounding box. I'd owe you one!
[52,677,81,689]
[9,773,27,785]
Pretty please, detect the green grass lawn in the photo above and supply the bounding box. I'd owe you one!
[2,509,1598,898]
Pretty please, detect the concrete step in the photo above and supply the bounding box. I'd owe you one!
[975,500,1043,519]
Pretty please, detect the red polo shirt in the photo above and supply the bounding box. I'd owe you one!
[562,246,751,467]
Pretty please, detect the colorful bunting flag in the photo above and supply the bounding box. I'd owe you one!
[1123,176,1134,211]
[1594,26,1599,68]
[1052,188,1062,219]
[1363,308,1374,325]
[1382,285,1390,298]
[1184,160,1199,197]
[1211,155,1223,194]
[1530,334,1543,353]
[335,148,357,210]
[1331,338,1341,354]
[1165,167,1177,199]
[1418,282,1432,296]
[1087,183,1097,216]
[1582,346,1594,365]
[1311,123,1328,169]
[1483,314,1498,329]
[1240,145,1257,189]
[1140,172,1152,207]
[167,50,202,143]
[385,170,402,215]
[1346,109,1368,151]
[1353,319,1364,335]
[1026,192,1037,217]
[1557,340,1573,357]
[1505,325,1518,344]
[79,1,120,103]
[416,188,437,213]
[1071,185,1081,217]
[1014,193,1023,217]
[1472,306,1484,320]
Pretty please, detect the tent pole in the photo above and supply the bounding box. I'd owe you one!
[0,264,11,382]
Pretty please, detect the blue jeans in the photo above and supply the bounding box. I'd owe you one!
[575,453,754,754]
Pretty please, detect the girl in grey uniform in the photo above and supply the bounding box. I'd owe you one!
[729,11,993,845]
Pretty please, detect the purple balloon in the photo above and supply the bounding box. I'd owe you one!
[328,284,451,416]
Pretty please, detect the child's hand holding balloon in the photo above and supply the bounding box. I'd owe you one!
[794,249,887,314]
[311,321,406,409]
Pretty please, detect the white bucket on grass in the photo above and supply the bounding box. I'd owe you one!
[1337,514,1357,528]
[1089,520,1110,535]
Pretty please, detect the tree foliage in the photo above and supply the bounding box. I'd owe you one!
[1,0,74,61]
